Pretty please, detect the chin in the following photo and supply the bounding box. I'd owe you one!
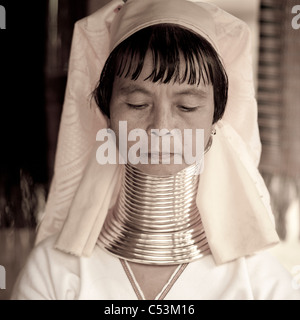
[133,163,190,176]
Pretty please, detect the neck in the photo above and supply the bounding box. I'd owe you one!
[98,162,211,265]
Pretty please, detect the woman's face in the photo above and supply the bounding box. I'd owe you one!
[109,52,215,175]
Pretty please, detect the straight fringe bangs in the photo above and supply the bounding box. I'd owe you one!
[114,24,213,86]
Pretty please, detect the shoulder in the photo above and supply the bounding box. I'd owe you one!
[20,234,81,273]
[11,234,81,300]
[30,234,79,263]
[245,251,300,300]
[11,235,123,300]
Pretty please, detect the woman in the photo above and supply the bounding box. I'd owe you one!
[12,0,300,300]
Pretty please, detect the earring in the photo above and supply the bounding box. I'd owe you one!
[204,128,216,154]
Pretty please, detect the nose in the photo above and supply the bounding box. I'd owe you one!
[151,129,171,137]
[146,104,173,135]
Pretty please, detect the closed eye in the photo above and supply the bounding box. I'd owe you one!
[178,105,199,112]
[127,103,148,109]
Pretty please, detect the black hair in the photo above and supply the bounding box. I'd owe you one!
[93,24,228,124]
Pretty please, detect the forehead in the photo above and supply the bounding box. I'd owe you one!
[113,74,213,99]
[114,50,212,92]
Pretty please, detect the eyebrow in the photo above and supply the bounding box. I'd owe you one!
[119,83,208,98]
[119,84,152,96]
[174,88,208,98]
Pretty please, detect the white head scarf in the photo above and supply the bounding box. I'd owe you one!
[36,0,279,265]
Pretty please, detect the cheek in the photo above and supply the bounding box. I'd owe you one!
[109,104,141,150]
[109,101,122,145]
[202,97,214,141]
[190,108,214,150]
[204,123,213,146]
[189,122,212,154]
[109,113,120,136]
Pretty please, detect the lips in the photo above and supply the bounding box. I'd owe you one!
[144,152,178,158]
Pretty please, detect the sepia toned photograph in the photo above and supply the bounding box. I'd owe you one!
[0,0,300,301]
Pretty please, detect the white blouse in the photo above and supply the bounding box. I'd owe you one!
[11,235,300,300]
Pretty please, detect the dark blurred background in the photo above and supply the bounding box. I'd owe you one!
[0,0,299,299]
[0,0,109,299]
